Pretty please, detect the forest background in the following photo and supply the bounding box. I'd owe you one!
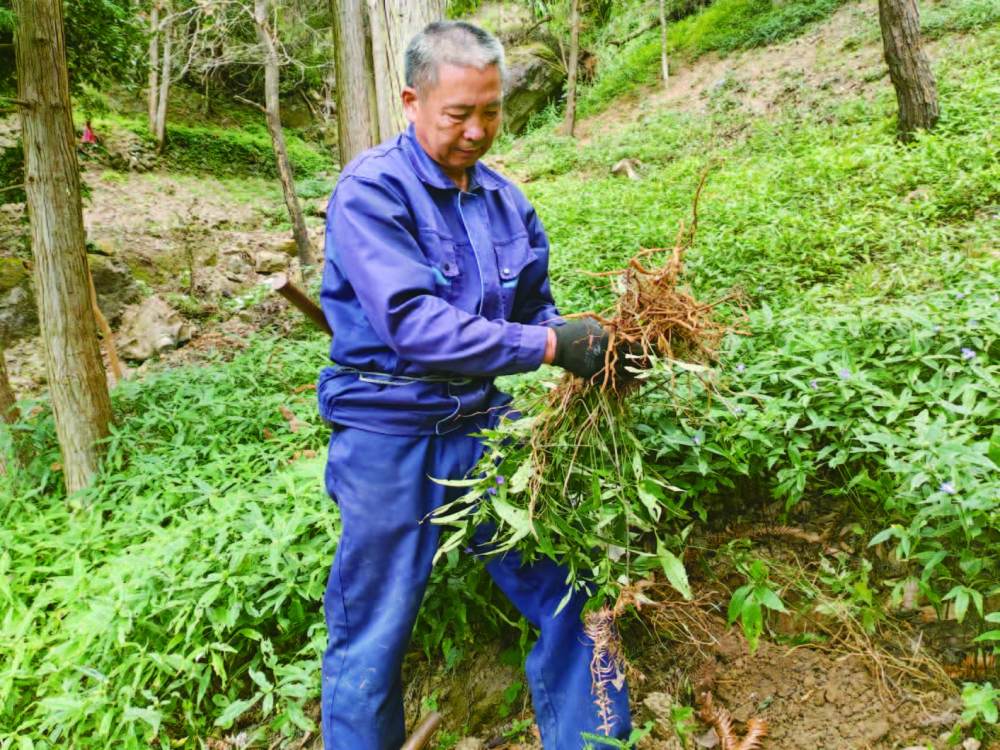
[0,0,997,748]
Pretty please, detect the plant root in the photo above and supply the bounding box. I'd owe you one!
[699,691,768,750]
[584,606,629,736]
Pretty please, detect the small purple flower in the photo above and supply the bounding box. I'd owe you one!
[692,434,701,446]
[809,379,819,390]
[939,482,956,495]
[733,405,744,415]
[495,475,505,485]
[735,362,746,373]
[488,486,498,496]
[961,347,976,361]
[969,319,978,327]
[932,325,942,334]
[955,292,965,300]
[838,368,852,380]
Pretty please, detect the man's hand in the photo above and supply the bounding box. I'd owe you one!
[544,318,611,380]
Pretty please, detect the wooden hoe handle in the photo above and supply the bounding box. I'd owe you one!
[399,712,443,750]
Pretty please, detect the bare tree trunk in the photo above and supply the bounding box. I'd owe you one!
[367,0,444,141]
[14,0,113,494]
[155,6,173,153]
[659,0,669,89]
[878,0,938,142]
[561,0,580,137]
[330,0,377,166]
[147,0,160,132]
[0,346,19,475]
[254,0,314,266]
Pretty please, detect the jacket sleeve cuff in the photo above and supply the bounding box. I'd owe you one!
[515,324,551,372]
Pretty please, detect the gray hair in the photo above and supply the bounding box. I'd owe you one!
[404,21,506,93]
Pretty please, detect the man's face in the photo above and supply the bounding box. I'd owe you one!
[402,62,502,183]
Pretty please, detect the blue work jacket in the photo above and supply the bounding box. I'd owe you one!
[317,125,562,435]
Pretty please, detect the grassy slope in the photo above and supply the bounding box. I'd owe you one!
[1,3,998,747]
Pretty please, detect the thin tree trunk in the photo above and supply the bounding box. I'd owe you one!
[254,0,314,266]
[367,0,444,141]
[87,265,123,384]
[330,0,377,166]
[0,346,19,475]
[147,0,159,132]
[561,0,580,137]
[659,0,669,88]
[14,0,113,494]
[155,8,173,153]
[878,0,938,142]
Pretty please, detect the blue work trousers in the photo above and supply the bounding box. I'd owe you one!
[321,425,631,749]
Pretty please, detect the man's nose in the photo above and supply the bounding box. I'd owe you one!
[463,118,486,142]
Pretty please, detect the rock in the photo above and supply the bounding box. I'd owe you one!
[643,691,675,723]
[117,295,193,362]
[612,158,642,180]
[255,250,288,274]
[0,284,37,344]
[503,42,565,134]
[962,739,981,750]
[0,257,29,292]
[224,254,254,282]
[88,252,140,323]
[454,739,486,750]
[694,728,719,748]
[311,197,330,218]
[267,236,299,257]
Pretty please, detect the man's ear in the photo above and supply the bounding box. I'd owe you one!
[401,86,419,124]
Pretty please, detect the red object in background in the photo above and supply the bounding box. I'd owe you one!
[81,123,97,144]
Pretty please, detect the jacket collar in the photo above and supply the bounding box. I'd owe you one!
[402,124,504,192]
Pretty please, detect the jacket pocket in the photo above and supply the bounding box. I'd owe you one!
[420,229,461,300]
[493,234,535,318]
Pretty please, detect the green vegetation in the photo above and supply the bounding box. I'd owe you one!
[2,1,999,747]
[577,0,849,117]
[115,118,331,179]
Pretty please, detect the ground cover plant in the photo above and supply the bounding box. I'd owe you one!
[2,6,999,748]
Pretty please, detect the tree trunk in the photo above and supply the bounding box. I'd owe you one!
[0,346,19,475]
[155,6,173,153]
[254,0,314,266]
[14,0,113,494]
[330,0,377,166]
[147,0,159,132]
[878,0,938,142]
[367,0,444,141]
[659,0,669,89]
[561,0,580,137]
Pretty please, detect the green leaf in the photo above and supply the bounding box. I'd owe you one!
[508,458,534,495]
[492,497,534,543]
[214,696,260,728]
[758,587,788,613]
[728,584,751,625]
[656,542,692,601]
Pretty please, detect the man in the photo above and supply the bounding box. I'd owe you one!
[318,21,631,749]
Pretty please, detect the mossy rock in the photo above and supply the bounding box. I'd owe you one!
[0,257,28,293]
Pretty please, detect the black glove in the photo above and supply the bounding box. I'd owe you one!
[553,317,610,380]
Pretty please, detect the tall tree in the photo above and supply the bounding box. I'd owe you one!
[878,0,938,142]
[561,0,581,137]
[147,0,160,133]
[252,0,314,266]
[330,0,376,166]
[14,0,113,494]
[659,0,669,89]
[154,2,173,152]
[329,0,443,166]
[367,0,445,140]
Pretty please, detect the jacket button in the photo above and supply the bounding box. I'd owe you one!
[502,267,511,276]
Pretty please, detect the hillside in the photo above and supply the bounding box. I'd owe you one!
[1,1,998,748]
